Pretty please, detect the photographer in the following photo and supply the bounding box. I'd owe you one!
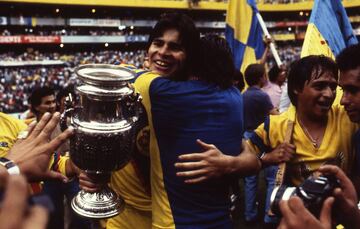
[278,165,360,229]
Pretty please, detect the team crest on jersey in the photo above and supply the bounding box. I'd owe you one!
[136,126,150,156]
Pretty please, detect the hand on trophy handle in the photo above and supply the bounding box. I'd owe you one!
[78,172,110,193]
[65,159,82,178]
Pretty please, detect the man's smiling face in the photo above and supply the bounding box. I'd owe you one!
[147,29,186,77]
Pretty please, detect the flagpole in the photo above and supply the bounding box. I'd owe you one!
[256,12,283,67]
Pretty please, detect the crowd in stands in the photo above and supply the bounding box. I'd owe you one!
[0,49,147,114]
[1,29,132,36]
[0,44,300,114]
[268,44,301,67]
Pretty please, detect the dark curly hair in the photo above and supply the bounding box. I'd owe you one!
[195,34,235,89]
[336,44,360,73]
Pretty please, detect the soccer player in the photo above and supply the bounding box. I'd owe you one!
[279,43,360,229]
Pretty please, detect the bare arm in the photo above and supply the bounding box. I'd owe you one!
[175,139,261,184]
[258,36,271,65]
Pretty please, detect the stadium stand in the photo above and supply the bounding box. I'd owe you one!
[0,0,358,114]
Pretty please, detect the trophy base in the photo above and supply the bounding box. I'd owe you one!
[71,187,125,219]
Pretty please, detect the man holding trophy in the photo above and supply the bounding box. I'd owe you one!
[64,12,260,229]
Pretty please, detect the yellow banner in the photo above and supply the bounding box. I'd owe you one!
[301,23,335,59]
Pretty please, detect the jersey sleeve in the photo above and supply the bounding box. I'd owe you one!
[49,152,69,176]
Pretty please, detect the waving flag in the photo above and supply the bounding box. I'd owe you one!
[301,0,358,58]
[225,0,265,73]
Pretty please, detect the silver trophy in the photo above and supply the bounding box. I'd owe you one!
[61,64,141,219]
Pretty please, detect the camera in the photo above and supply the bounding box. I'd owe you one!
[270,175,339,217]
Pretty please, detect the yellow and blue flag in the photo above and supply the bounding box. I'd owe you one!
[225,0,265,73]
[301,0,358,59]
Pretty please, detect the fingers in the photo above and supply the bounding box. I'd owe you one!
[183,176,207,184]
[175,161,204,170]
[79,180,103,193]
[68,160,81,176]
[176,169,207,178]
[278,218,287,229]
[25,120,38,139]
[283,142,296,151]
[27,112,52,140]
[78,173,104,192]
[22,206,49,229]
[44,127,74,153]
[318,165,357,202]
[332,187,348,203]
[178,153,205,161]
[279,198,295,220]
[318,165,351,190]
[0,175,28,229]
[276,143,294,162]
[319,197,334,228]
[287,196,306,213]
[196,139,216,150]
[36,112,61,143]
[42,171,69,183]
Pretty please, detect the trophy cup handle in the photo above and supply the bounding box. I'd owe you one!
[60,94,74,131]
[132,92,142,120]
[126,84,143,122]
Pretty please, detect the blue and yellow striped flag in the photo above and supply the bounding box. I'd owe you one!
[301,0,358,59]
[225,0,265,73]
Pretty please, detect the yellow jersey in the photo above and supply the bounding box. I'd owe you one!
[249,105,358,186]
[0,112,27,157]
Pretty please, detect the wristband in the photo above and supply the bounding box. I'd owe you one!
[258,152,266,168]
[0,157,20,175]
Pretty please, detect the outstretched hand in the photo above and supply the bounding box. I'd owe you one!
[7,112,74,182]
[175,139,232,184]
[278,196,334,229]
[0,175,48,229]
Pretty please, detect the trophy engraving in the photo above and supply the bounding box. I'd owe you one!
[61,64,141,218]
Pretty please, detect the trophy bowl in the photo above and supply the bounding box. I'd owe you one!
[61,64,141,219]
